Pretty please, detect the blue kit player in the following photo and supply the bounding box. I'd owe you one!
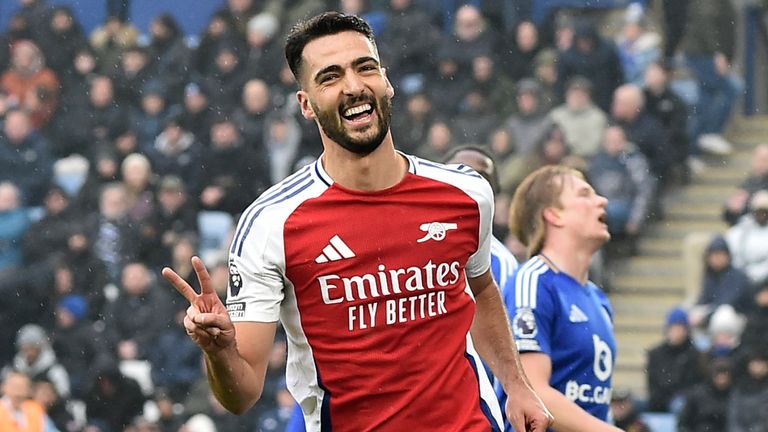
[500,165,621,432]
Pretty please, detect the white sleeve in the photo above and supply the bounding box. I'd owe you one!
[226,219,285,323]
[465,179,494,278]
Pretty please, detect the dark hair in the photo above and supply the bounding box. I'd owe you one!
[284,12,376,82]
[443,145,500,193]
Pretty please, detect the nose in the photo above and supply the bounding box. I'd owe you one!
[342,69,366,96]
[597,194,608,207]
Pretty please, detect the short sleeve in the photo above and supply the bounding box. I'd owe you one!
[465,178,494,278]
[226,220,285,323]
[501,271,556,355]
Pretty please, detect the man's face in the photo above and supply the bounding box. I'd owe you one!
[4,111,31,144]
[297,31,394,156]
[550,174,610,244]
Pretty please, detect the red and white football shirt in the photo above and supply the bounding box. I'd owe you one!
[227,154,502,431]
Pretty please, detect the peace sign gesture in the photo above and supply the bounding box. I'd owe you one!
[162,257,235,352]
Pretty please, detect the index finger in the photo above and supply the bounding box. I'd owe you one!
[162,267,198,303]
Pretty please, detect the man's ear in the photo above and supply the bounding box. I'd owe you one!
[382,67,395,99]
[297,91,316,120]
[542,207,563,227]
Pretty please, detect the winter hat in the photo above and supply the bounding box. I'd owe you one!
[58,294,88,321]
[708,304,745,336]
[750,190,768,210]
[666,307,689,328]
[706,235,730,254]
[247,12,279,39]
[15,324,48,348]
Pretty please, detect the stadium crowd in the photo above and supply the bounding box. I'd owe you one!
[0,0,765,431]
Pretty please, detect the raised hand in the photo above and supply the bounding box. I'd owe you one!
[162,256,235,352]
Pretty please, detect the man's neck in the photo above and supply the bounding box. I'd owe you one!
[540,238,599,285]
[321,133,407,191]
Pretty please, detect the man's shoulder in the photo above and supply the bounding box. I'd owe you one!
[505,257,555,301]
[409,155,493,201]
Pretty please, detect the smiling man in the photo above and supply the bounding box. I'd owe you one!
[162,11,551,432]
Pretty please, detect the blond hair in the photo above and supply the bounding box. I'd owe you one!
[508,165,584,258]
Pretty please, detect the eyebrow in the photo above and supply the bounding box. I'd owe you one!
[313,56,380,84]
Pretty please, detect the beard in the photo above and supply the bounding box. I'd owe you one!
[312,92,392,156]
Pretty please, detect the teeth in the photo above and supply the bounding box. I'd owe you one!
[344,104,372,117]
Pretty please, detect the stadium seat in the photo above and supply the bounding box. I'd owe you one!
[640,412,678,432]
[197,210,234,255]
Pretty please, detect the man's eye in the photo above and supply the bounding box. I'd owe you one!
[320,75,338,83]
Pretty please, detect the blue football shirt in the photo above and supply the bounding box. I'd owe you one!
[497,255,616,430]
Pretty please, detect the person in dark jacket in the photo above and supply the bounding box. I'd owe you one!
[557,18,624,112]
[37,6,88,78]
[147,308,203,402]
[145,117,204,194]
[727,348,768,432]
[646,307,704,412]
[696,235,751,312]
[379,0,440,87]
[83,361,145,432]
[740,283,768,354]
[22,185,75,265]
[678,358,733,432]
[50,294,112,398]
[610,388,650,432]
[0,109,53,206]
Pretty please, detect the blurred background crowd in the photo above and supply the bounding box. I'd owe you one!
[0,0,766,431]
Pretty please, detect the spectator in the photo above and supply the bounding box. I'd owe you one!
[609,388,650,432]
[243,12,284,81]
[439,5,498,75]
[193,11,239,77]
[58,226,109,319]
[16,0,54,42]
[549,76,608,159]
[201,42,248,115]
[178,82,215,146]
[148,308,203,402]
[615,4,661,86]
[87,182,139,282]
[678,359,733,432]
[415,120,454,162]
[452,87,499,146]
[146,14,190,102]
[725,190,768,285]
[232,78,272,149]
[0,370,59,432]
[59,75,129,159]
[146,117,204,194]
[500,20,541,81]
[50,294,111,398]
[121,153,156,225]
[646,307,704,412]
[0,40,59,129]
[83,361,145,432]
[643,61,691,180]
[264,114,304,184]
[37,6,87,78]
[660,0,688,59]
[723,144,768,225]
[741,283,768,354]
[199,117,266,214]
[727,348,768,432]
[504,78,552,157]
[695,235,751,314]
[112,47,155,109]
[33,377,75,432]
[557,18,624,112]
[391,92,434,154]
[104,262,175,362]
[0,182,31,274]
[425,51,468,118]
[0,109,53,205]
[144,180,199,270]
[707,304,746,360]
[131,80,175,151]
[22,185,74,264]
[464,55,517,120]
[588,125,656,239]
[217,0,263,37]
[154,390,184,432]
[58,45,98,116]
[379,0,440,89]
[5,324,70,398]
[89,15,140,75]
[611,84,671,183]
[681,0,739,157]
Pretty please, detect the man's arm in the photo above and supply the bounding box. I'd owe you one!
[468,270,553,432]
[163,257,276,415]
[520,353,622,432]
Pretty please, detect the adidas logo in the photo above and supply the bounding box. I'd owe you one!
[569,304,589,323]
[315,235,356,263]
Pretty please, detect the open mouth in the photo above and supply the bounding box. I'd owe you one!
[598,213,607,224]
[341,103,375,124]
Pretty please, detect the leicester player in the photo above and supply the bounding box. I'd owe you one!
[500,165,621,432]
